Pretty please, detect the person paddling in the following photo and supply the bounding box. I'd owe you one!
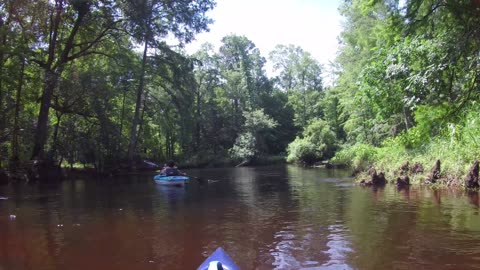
[160,160,186,176]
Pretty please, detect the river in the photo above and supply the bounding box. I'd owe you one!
[0,165,479,269]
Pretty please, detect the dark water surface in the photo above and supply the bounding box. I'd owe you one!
[1,165,480,270]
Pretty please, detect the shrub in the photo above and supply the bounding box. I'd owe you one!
[286,118,338,164]
[303,118,337,158]
[229,132,256,161]
[332,143,377,172]
[286,137,324,165]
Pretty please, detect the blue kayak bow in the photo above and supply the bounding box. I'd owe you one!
[197,247,240,270]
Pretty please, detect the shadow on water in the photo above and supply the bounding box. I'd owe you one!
[1,165,480,270]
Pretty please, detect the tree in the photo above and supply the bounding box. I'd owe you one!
[336,0,480,146]
[229,109,277,162]
[287,118,336,165]
[0,0,49,166]
[191,43,220,151]
[218,35,270,109]
[121,0,215,164]
[269,44,323,128]
[335,0,402,145]
[258,89,297,155]
[149,44,197,158]
[31,0,120,159]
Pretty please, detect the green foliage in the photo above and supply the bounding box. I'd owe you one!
[332,0,480,186]
[121,0,215,45]
[259,90,297,154]
[269,44,323,93]
[332,143,377,172]
[336,103,480,185]
[448,105,480,163]
[395,104,450,148]
[286,118,337,164]
[243,109,278,132]
[219,34,270,109]
[286,138,321,165]
[269,44,324,128]
[229,109,278,161]
[229,132,256,161]
[2,0,478,182]
[303,118,337,158]
[321,87,346,141]
[288,89,324,129]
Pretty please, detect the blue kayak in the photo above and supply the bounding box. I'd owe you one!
[197,247,240,270]
[153,175,189,186]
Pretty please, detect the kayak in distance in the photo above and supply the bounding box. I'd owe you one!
[153,175,189,186]
[197,247,240,270]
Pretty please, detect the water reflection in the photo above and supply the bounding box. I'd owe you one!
[262,166,354,269]
[322,224,353,269]
[467,191,479,209]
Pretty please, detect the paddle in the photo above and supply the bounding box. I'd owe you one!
[187,175,222,185]
[188,175,208,185]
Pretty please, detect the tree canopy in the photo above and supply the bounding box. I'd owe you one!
[0,0,478,176]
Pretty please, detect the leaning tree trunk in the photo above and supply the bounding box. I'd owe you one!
[127,38,148,166]
[31,0,88,159]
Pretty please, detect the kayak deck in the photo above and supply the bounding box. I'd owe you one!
[197,247,240,270]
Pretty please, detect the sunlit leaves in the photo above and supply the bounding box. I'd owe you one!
[286,118,337,164]
[269,44,324,129]
[229,109,277,161]
[121,0,215,45]
[243,109,277,132]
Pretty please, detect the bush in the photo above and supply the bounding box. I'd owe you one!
[286,118,337,164]
[303,118,337,158]
[396,104,450,149]
[332,143,377,172]
[286,138,324,165]
[229,132,256,161]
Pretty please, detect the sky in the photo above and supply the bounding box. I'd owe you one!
[184,0,344,82]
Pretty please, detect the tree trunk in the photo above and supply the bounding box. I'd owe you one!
[302,90,307,127]
[127,39,148,165]
[0,11,11,152]
[119,87,127,136]
[31,0,89,160]
[0,31,5,143]
[135,94,148,153]
[403,107,410,131]
[193,88,201,151]
[11,57,25,164]
[32,70,58,159]
[49,112,63,160]
[233,98,239,129]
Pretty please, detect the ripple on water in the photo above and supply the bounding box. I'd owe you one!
[322,224,354,268]
[268,221,355,270]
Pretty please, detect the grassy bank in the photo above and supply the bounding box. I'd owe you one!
[332,110,480,188]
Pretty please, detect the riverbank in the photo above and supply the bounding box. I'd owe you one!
[182,155,287,169]
[332,142,479,189]
[0,155,288,185]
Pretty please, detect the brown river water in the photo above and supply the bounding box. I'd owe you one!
[0,165,479,270]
